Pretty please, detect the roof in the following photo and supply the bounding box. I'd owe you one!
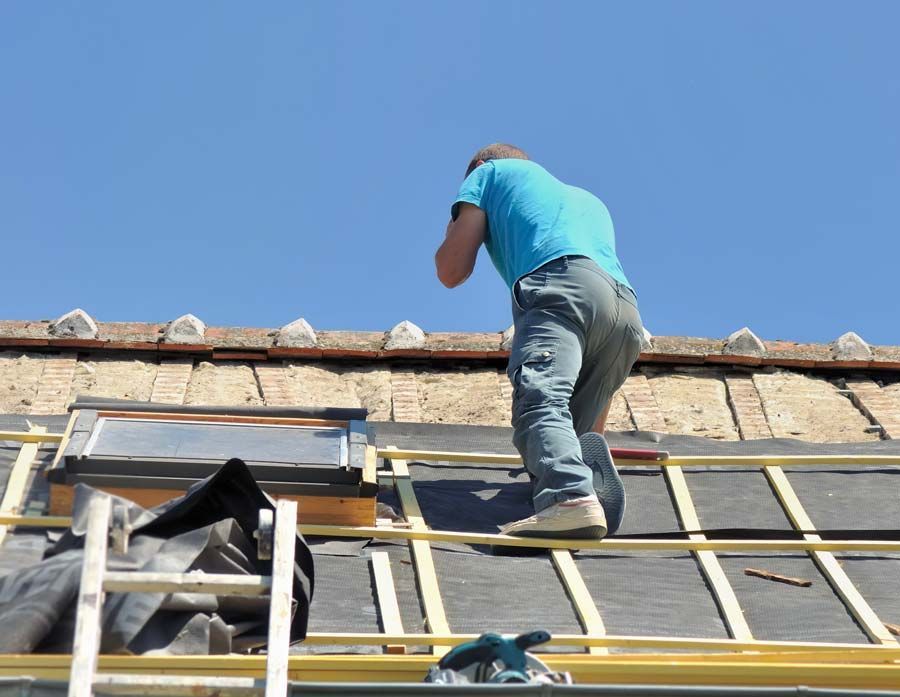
[1,315,900,689]
[2,317,900,369]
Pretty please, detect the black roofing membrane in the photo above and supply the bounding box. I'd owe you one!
[717,554,868,643]
[365,423,897,648]
[836,553,900,627]
[576,552,729,641]
[3,416,900,655]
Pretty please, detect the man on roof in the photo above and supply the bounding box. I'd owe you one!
[435,144,643,540]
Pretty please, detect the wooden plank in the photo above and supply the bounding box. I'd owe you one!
[360,443,378,495]
[743,568,812,588]
[376,448,900,468]
[371,551,406,654]
[664,466,753,641]
[0,428,43,513]
[0,643,893,671]
[2,632,896,660]
[549,550,607,655]
[1,655,899,692]
[0,430,64,443]
[299,631,900,653]
[49,484,375,526]
[763,465,898,646]
[0,426,46,546]
[103,572,270,595]
[0,513,71,527]
[265,499,297,697]
[69,495,112,697]
[386,449,451,656]
[296,524,900,553]
[0,511,897,553]
[92,673,263,696]
[50,412,79,473]
[97,411,347,429]
[7,655,899,692]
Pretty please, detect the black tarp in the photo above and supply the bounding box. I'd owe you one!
[0,458,313,655]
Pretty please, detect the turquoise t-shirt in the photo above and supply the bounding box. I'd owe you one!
[452,159,632,291]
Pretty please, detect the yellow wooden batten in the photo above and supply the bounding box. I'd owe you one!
[377,447,900,468]
[0,654,898,689]
[0,430,64,443]
[2,423,899,688]
[1,513,898,552]
[297,524,900,552]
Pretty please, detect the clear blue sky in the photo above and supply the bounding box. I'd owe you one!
[2,2,898,344]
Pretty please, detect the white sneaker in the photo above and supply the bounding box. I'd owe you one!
[499,495,608,540]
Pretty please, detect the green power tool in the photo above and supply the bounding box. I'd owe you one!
[424,630,572,685]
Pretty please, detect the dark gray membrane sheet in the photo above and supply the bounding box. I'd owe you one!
[358,423,900,648]
[4,416,900,653]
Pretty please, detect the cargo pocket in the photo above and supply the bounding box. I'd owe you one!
[511,343,558,415]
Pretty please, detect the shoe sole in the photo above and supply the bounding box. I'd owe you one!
[580,432,626,536]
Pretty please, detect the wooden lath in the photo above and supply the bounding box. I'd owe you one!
[384,448,451,656]
[375,447,900,468]
[0,424,47,546]
[663,465,753,640]
[370,551,406,654]
[1,425,899,671]
[549,549,608,655]
[763,465,899,646]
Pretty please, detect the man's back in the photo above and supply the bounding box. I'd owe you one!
[454,159,631,290]
[436,144,643,540]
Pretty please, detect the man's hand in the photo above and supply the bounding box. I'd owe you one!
[435,203,487,288]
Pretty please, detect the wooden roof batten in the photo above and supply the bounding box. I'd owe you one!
[1,421,900,688]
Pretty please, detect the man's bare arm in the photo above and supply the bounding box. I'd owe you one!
[435,203,487,288]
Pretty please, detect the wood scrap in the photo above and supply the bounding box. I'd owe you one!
[884,622,900,637]
[744,567,812,587]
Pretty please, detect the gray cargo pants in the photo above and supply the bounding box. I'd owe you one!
[507,255,643,512]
